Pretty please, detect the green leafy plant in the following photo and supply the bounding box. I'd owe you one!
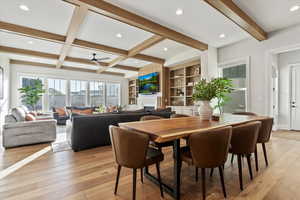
[211,78,234,114]
[192,78,233,114]
[95,104,106,113]
[18,79,45,111]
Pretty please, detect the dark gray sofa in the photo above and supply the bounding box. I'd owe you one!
[68,110,173,151]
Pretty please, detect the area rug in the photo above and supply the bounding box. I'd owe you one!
[51,141,72,153]
[272,130,300,142]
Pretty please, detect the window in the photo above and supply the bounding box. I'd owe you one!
[89,81,105,106]
[20,77,44,111]
[48,79,67,110]
[106,82,120,106]
[219,61,249,113]
[70,80,87,106]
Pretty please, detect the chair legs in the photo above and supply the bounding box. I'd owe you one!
[254,147,259,171]
[155,163,164,198]
[201,168,206,200]
[218,166,227,198]
[195,167,199,182]
[262,143,269,166]
[114,165,122,195]
[237,154,243,190]
[133,169,137,200]
[140,168,143,183]
[246,154,253,180]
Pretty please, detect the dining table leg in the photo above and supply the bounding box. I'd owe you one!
[173,139,181,200]
[143,139,181,200]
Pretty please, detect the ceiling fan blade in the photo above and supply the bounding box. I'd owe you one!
[97,57,110,61]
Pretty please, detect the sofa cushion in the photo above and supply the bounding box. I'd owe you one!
[72,108,93,115]
[5,115,17,123]
[11,107,26,122]
[54,107,67,116]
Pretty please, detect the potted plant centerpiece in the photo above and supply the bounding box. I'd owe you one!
[192,78,233,120]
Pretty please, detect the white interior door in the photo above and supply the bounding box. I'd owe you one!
[291,66,300,130]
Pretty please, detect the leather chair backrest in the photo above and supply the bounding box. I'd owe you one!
[257,118,273,143]
[231,121,261,154]
[189,126,232,168]
[233,112,257,116]
[170,114,190,118]
[140,115,163,121]
[109,125,149,169]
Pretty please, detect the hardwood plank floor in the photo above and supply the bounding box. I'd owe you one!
[1,133,300,200]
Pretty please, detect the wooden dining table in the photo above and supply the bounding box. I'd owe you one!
[119,114,269,200]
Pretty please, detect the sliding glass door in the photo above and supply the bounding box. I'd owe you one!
[48,79,67,110]
[70,80,87,106]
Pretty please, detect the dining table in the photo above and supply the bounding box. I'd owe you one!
[119,114,269,200]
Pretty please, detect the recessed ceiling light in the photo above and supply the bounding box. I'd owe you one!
[219,34,226,38]
[19,4,29,11]
[176,8,183,16]
[116,33,122,38]
[290,5,300,12]
[163,47,168,51]
[28,41,33,44]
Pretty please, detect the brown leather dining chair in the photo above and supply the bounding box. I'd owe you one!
[140,115,174,151]
[230,121,261,190]
[109,125,164,200]
[254,118,274,171]
[231,111,257,163]
[180,126,232,200]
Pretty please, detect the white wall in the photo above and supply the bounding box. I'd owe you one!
[10,64,129,109]
[218,24,300,116]
[278,49,300,129]
[0,56,10,125]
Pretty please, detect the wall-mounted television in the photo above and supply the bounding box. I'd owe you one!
[138,72,159,94]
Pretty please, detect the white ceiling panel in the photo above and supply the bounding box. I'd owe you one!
[0,0,75,35]
[106,0,250,48]
[142,39,200,60]
[68,46,118,62]
[77,11,153,50]
[0,31,63,54]
[1,53,57,65]
[119,58,150,67]
[233,0,300,32]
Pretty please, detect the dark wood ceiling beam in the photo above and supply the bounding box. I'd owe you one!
[203,0,267,41]
[63,0,208,50]
[0,45,139,72]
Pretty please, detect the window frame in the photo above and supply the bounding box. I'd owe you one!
[218,57,251,112]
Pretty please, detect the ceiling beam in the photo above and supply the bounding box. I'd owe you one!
[203,0,267,41]
[0,45,139,72]
[10,59,124,76]
[57,5,88,68]
[0,21,164,64]
[98,35,164,73]
[63,0,208,51]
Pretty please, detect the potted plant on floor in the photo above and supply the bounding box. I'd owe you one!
[192,78,233,120]
[18,79,45,111]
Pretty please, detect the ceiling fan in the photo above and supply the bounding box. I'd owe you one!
[90,53,110,63]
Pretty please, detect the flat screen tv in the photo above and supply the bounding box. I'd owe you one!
[138,72,159,94]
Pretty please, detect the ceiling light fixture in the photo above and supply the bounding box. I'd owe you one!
[116,33,122,38]
[290,5,300,12]
[219,33,226,38]
[19,4,29,11]
[163,47,168,51]
[176,8,183,16]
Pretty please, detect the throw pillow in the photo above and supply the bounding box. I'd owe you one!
[11,107,26,121]
[21,105,30,114]
[25,114,36,121]
[55,107,67,116]
[156,107,172,112]
[29,111,37,116]
[72,108,93,115]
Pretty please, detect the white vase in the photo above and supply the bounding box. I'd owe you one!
[198,101,213,121]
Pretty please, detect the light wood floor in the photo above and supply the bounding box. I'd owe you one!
[1,132,300,200]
